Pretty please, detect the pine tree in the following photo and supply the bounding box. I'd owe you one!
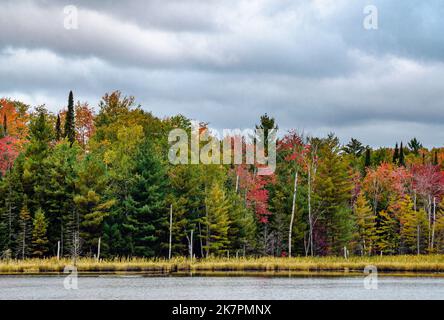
[74,154,115,254]
[227,191,256,255]
[55,114,62,141]
[0,154,25,255]
[343,138,365,157]
[354,193,377,255]
[376,209,400,255]
[64,91,76,145]
[408,138,422,155]
[255,113,278,156]
[167,164,203,256]
[398,196,427,254]
[16,203,31,259]
[399,142,405,167]
[22,107,52,214]
[314,135,353,255]
[433,150,439,166]
[364,148,371,168]
[32,208,49,257]
[124,140,168,257]
[44,141,80,257]
[393,143,399,164]
[203,183,230,256]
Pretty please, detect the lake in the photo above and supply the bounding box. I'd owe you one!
[0,274,443,300]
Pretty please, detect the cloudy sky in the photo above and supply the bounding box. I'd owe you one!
[1,0,443,147]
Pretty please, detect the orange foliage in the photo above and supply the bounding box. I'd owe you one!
[0,98,29,144]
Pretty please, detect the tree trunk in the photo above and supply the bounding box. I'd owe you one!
[308,167,313,256]
[432,197,436,250]
[168,204,173,259]
[288,171,298,257]
[414,193,420,255]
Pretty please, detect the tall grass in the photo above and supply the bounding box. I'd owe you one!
[1,255,444,274]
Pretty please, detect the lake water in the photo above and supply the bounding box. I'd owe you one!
[0,274,443,300]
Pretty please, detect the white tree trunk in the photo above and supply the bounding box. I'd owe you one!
[288,171,298,257]
[169,204,173,259]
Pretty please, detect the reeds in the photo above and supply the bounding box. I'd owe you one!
[1,255,444,274]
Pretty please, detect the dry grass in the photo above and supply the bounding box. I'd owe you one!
[1,255,444,274]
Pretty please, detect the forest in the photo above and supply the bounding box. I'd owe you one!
[0,90,443,260]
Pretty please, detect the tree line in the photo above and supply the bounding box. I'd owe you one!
[0,91,443,259]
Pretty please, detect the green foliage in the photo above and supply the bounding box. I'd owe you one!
[353,193,377,255]
[376,208,400,255]
[314,134,353,255]
[17,203,31,259]
[408,138,423,155]
[364,148,371,168]
[32,208,49,257]
[202,183,230,256]
[343,138,365,157]
[64,91,76,145]
[399,142,405,167]
[74,154,115,254]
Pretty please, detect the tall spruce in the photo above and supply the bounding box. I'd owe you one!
[399,142,405,167]
[55,114,62,141]
[364,148,371,168]
[64,91,76,145]
[122,140,168,257]
[393,143,399,164]
[32,208,49,257]
[17,202,31,259]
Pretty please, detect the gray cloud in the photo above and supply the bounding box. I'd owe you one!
[0,0,444,147]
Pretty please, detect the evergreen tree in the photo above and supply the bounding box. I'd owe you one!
[43,141,80,257]
[433,150,439,166]
[16,202,31,259]
[123,140,168,257]
[408,138,422,155]
[353,193,376,255]
[32,208,49,257]
[343,138,365,157]
[255,113,278,156]
[398,196,427,254]
[167,164,204,256]
[376,209,399,254]
[74,154,115,254]
[202,182,230,256]
[364,148,371,168]
[22,107,52,214]
[393,143,399,164]
[101,125,144,257]
[55,114,62,141]
[399,142,405,167]
[64,91,76,145]
[0,154,25,255]
[313,134,353,255]
[376,199,401,255]
[227,191,256,255]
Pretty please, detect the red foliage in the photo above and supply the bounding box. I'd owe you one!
[0,136,19,174]
[411,164,444,200]
[278,130,309,166]
[236,165,274,224]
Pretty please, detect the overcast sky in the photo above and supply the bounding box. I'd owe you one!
[1,0,443,147]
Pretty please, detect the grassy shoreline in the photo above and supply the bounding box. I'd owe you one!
[1,255,444,274]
